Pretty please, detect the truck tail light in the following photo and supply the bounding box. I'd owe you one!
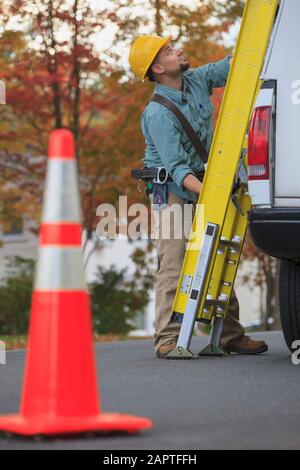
[248,106,271,180]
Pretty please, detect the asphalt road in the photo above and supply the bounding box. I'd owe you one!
[0,331,299,450]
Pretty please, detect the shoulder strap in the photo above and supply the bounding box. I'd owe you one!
[149,93,209,163]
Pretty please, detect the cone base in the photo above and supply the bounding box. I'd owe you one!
[0,413,152,437]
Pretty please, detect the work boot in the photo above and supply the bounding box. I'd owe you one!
[222,335,268,355]
[156,339,177,359]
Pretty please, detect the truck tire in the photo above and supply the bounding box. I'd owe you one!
[279,259,300,351]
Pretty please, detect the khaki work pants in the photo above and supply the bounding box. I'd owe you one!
[150,191,245,353]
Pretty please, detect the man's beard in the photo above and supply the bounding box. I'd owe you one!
[180,61,190,72]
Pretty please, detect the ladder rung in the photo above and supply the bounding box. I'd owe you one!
[204,294,228,310]
[219,236,242,253]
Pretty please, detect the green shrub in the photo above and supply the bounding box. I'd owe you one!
[0,247,155,336]
[89,263,152,335]
[0,256,34,335]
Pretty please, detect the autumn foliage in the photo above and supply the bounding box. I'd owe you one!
[0,0,245,241]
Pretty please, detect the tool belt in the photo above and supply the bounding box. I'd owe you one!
[131,167,170,209]
[131,166,205,210]
[131,167,205,184]
[131,167,171,182]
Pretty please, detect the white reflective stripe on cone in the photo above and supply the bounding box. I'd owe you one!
[34,247,87,290]
[42,160,82,223]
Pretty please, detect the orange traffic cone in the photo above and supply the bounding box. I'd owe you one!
[0,129,152,436]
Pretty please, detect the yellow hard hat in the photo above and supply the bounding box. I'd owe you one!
[129,34,172,81]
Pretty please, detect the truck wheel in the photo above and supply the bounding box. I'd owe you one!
[279,259,300,351]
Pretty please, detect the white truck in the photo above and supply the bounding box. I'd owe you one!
[247,0,300,350]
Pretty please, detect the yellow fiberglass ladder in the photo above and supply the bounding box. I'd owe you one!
[167,0,280,359]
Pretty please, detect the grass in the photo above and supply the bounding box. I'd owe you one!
[0,335,28,350]
[0,334,153,351]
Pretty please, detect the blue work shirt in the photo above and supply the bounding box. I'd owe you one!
[141,55,232,202]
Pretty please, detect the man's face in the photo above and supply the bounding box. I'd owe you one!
[151,41,190,78]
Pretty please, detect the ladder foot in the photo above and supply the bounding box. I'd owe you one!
[166,347,195,359]
[197,343,227,357]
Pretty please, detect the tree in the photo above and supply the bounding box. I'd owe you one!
[0,0,149,240]
[0,0,244,231]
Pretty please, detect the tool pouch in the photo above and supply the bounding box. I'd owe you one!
[152,181,168,211]
[150,167,169,211]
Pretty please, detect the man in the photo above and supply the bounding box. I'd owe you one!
[129,34,268,358]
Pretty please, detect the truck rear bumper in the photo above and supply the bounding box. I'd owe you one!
[248,208,300,260]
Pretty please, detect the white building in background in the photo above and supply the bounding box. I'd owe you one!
[0,221,263,336]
